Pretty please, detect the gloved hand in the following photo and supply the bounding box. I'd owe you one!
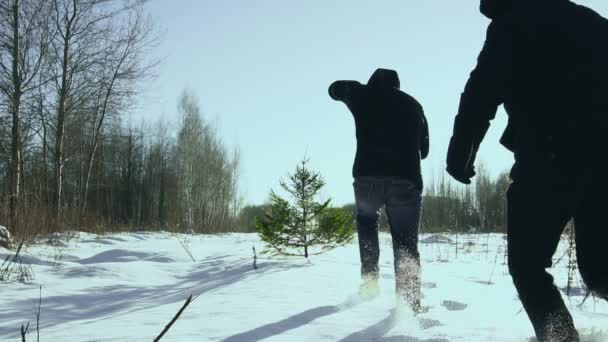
[446,136,477,184]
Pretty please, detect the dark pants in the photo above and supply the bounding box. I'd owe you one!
[354,176,422,309]
[507,166,608,341]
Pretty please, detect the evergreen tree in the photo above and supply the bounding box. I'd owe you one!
[256,157,354,258]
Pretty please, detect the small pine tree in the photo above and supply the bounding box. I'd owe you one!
[255,157,354,258]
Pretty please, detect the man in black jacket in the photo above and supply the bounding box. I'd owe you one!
[446,0,608,340]
[329,68,429,313]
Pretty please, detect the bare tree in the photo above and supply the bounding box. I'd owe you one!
[49,0,145,216]
[80,3,158,219]
[176,91,203,229]
[175,90,241,232]
[0,0,50,235]
[0,0,243,236]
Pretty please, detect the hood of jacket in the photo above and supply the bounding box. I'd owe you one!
[481,0,566,19]
[367,68,400,89]
[481,0,530,19]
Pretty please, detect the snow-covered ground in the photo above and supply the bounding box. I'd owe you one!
[0,231,607,342]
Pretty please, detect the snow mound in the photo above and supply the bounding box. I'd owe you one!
[56,265,115,278]
[0,225,11,249]
[77,249,176,264]
[0,253,57,267]
[420,234,454,244]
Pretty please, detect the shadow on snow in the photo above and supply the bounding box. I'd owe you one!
[0,256,302,339]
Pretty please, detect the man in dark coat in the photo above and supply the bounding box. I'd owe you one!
[329,68,429,313]
[446,0,608,340]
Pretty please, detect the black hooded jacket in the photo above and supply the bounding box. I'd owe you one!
[452,0,608,174]
[329,69,429,188]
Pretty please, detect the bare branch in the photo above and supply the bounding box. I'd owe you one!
[153,294,195,342]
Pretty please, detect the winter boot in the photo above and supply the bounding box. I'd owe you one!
[359,276,380,300]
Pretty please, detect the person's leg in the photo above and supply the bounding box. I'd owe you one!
[385,179,422,313]
[574,180,608,302]
[354,177,384,283]
[507,176,578,341]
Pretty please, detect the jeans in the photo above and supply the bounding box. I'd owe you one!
[354,176,422,309]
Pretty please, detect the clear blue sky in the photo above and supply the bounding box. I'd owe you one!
[135,0,608,206]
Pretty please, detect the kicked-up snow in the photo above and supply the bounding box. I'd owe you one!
[0,232,606,341]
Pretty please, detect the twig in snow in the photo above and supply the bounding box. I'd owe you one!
[21,322,29,342]
[36,286,41,342]
[252,246,258,270]
[580,290,593,307]
[487,245,501,285]
[176,235,196,262]
[1,253,11,270]
[1,240,24,280]
[1,239,32,282]
[153,294,195,342]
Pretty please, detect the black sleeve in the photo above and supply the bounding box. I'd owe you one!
[452,20,514,145]
[328,80,363,106]
[420,107,430,160]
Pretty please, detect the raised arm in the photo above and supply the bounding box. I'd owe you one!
[328,80,363,106]
[447,19,514,184]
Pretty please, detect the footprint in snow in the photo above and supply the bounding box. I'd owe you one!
[419,317,442,330]
[441,300,468,311]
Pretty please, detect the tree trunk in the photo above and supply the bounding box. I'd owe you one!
[80,142,97,220]
[54,41,70,217]
[9,0,22,236]
[81,71,120,220]
[54,2,76,218]
[38,95,50,205]
[42,117,48,202]
[159,157,165,226]
[126,133,133,223]
[54,105,65,217]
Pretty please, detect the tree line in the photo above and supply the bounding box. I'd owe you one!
[0,0,241,239]
[0,0,510,239]
[239,166,511,234]
[421,166,510,233]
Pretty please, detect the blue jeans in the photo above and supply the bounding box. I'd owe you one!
[354,176,422,307]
